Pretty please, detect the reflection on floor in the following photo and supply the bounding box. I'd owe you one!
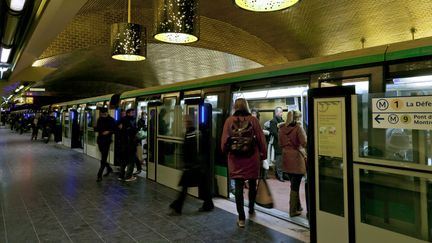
[0,127,309,242]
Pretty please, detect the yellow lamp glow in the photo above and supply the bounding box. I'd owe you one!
[234,0,300,12]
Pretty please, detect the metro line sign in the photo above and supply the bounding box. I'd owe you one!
[372,96,432,130]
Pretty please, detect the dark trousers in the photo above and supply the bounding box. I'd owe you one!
[275,154,283,178]
[199,176,214,210]
[288,173,303,192]
[234,178,257,220]
[97,143,112,178]
[170,185,188,213]
[171,174,213,213]
[119,151,135,179]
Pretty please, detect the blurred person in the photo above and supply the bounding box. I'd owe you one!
[278,110,307,217]
[118,108,138,182]
[31,116,39,140]
[95,107,116,182]
[221,98,267,228]
[169,115,214,215]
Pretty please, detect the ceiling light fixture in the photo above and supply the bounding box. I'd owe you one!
[111,0,146,61]
[154,0,199,44]
[7,0,27,12]
[234,0,300,12]
[0,48,12,63]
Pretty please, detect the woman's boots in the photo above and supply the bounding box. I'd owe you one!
[289,191,302,217]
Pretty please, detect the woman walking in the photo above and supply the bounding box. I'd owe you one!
[278,110,307,217]
[221,98,267,228]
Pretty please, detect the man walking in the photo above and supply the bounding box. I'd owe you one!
[270,107,285,182]
[96,107,116,182]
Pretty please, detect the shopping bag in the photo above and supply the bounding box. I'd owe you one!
[255,178,273,208]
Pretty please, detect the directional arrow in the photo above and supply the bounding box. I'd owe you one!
[375,114,384,123]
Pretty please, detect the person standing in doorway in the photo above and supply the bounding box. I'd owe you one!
[96,107,116,182]
[279,110,307,217]
[270,107,285,182]
[118,108,138,182]
[221,98,267,228]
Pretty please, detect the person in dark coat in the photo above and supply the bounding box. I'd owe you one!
[221,98,267,228]
[118,108,138,182]
[31,116,39,140]
[270,106,285,181]
[95,107,116,182]
[169,115,214,215]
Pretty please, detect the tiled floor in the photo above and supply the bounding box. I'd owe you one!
[0,127,309,242]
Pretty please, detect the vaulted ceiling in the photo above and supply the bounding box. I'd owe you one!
[2,0,432,100]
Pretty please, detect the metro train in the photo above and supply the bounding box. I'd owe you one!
[8,37,432,242]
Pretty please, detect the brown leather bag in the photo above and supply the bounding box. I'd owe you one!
[255,178,274,208]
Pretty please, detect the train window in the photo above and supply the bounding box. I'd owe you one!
[387,75,432,95]
[158,97,183,138]
[355,93,432,167]
[358,168,432,241]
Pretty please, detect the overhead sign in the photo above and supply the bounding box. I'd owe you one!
[372,96,432,130]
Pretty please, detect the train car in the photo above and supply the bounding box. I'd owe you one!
[54,94,114,160]
[47,37,432,242]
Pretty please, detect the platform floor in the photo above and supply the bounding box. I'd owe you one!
[0,127,309,242]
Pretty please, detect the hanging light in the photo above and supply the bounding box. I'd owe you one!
[234,0,300,12]
[154,0,199,44]
[111,0,146,61]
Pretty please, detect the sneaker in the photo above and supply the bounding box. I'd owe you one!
[124,176,137,182]
[104,168,113,177]
[133,170,142,175]
[237,220,245,228]
[117,177,124,181]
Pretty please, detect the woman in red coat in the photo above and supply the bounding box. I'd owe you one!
[221,98,267,228]
[278,110,307,217]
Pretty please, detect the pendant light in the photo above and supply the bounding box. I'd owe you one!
[234,0,300,12]
[154,0,199,44]
[111,0,146,61]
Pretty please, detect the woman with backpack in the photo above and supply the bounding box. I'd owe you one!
[221,98,267,228]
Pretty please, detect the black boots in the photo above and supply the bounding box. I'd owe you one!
[289,191,302,217]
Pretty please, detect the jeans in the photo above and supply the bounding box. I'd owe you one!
[234,178,257,220]
[275,154,283,178]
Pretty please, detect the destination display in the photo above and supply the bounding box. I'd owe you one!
[372,96,432,130]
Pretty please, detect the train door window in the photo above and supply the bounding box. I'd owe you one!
[63,109,69,138]
[204,93,226,166]
[157,95,183,169]
[86,104,96,146]
[121,99,135,111]
[159,96,182,137]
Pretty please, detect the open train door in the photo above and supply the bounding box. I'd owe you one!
[184,98,213,199]
[308,86,355,243]
[146,101,160,181]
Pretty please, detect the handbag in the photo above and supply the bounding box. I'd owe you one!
[255,178,274,208]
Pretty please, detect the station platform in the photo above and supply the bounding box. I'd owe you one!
[0,127,309,242]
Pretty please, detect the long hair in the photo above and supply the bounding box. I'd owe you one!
[286,110,302,125]
[233,98,250,113]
